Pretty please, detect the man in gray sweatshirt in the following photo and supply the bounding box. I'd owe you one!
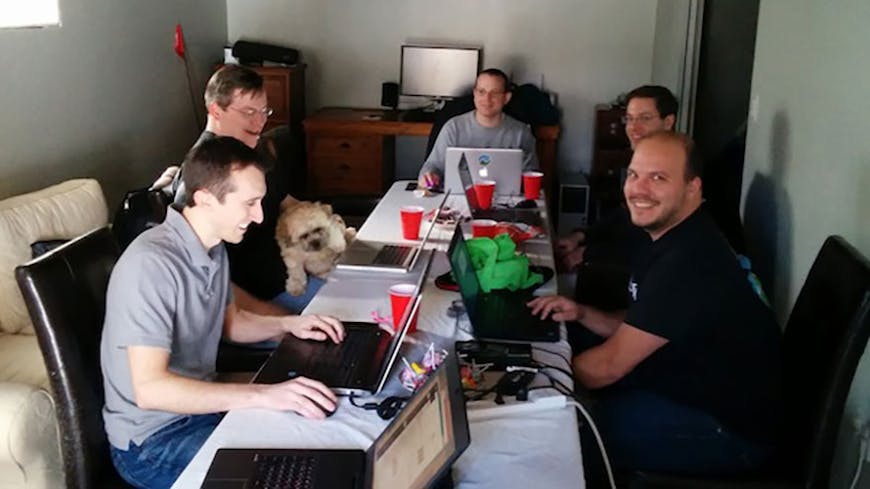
[417,68,538,188]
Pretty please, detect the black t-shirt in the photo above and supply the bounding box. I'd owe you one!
[180,130,293,300]
[618,208,782,443]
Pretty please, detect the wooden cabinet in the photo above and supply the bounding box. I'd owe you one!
[591,104,632,215]
[306,134,388,194]
[304,108,560,197]
[249,65,306,132]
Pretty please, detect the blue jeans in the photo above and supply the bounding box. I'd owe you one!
[581,389,773,483]
[110,413,222,489]
[271,276,325,314]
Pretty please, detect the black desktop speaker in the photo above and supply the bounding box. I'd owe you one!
[232,40,300,65]
[381,82,399,109]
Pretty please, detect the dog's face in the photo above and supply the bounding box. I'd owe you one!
[276,202,349,254]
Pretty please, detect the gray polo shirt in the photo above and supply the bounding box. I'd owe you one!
[101,207,232,449]
[419,110,539,180]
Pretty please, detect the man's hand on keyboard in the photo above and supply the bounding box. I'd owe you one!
[283,314,345,343]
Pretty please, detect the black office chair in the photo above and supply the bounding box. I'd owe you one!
[622,235,870,489]
[15,227,132,488]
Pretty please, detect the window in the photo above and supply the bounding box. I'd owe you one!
[0,0,60,28]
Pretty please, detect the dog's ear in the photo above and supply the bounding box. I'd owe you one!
[331,213,346,227]
[319,203,334,215]
[280,196,301,213]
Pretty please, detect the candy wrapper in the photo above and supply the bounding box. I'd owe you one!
[494,222,545,244]
[399,343,448,392]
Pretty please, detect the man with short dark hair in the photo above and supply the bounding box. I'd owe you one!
[530,132,781,476]
[102,137,345,489]
[556,85,678,271]
[173,64,321,315]
[417,68,538,188]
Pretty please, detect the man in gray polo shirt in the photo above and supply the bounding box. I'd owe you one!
[417,68,539,188]
[101,137,345,489]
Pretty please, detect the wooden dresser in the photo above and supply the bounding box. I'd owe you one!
[247,64,306,132]
[303,108,560,196]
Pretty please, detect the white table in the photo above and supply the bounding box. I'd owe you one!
[173,182,584,489]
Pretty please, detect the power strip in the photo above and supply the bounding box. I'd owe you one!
[467,393,568,421]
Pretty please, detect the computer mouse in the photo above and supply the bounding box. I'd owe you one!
[514,199,538,209]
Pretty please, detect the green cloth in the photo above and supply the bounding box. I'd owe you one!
[465,234,543,292]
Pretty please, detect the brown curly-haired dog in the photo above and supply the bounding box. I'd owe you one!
[275,201,357,296]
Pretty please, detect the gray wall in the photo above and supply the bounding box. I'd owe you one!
[743,1,870,487]
[0,0,228,210]
[226,0,658,176]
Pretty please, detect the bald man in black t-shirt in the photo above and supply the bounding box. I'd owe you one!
[529,132,781,477]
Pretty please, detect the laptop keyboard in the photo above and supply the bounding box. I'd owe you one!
[250,454,318,489]
[372,244,413,266]
[304,329,383,385]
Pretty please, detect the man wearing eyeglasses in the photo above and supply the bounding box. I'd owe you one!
[172,65,324,317]
[556,85,678,272]
[417,68,538,189]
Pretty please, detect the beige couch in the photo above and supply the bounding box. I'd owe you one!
[0,179,108,489]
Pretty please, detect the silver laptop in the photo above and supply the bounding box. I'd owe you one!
[336,194,447,273]
[444,147,523,196]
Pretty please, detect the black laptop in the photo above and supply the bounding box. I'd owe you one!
[457,153,543,227]
[201,353,470,489]
[447,226,560,343]
[254,291,422,396]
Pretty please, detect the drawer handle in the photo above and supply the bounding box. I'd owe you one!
[338,163,351,171]
[339,142,351,149]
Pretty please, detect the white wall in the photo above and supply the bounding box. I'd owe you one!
[650,0,690,105]
[0,0,227,210]
[743,2,870,487]
[226,0,658,176]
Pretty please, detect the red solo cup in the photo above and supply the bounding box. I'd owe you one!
[471,219,499,238]
[523,171,544,200]
[473,180,497,210]
[389,283,418,333]
[399,205,425,240]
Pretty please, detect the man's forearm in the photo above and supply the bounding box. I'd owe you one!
[224,308,285,343]
[579,306,625,338]
[232,283,287,316]
[134,371,266,414]
[573,348,622,389]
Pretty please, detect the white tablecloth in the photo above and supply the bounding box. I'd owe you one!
[172,181,584,489]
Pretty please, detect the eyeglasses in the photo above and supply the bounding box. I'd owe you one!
[473,88,506,98]
[621,114,660,125]
[228,106,274,119]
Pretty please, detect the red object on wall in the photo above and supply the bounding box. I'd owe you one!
[174,24,186,59]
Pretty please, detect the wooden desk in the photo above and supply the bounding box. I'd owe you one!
[303,108,560,196]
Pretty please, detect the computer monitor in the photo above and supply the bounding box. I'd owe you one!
[400,45,481,99]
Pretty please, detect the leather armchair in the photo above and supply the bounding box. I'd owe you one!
[15,227,130,488]
[0,178,108,488]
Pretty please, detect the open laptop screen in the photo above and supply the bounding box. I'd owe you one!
[369,356,465,489]
[447,226,479,319]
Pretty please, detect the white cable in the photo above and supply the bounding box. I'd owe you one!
[849,427,869,489]
[568,399,616,489]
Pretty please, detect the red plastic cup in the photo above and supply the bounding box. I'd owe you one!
[523,171,544,200]
[399,205,425,240]
[389,283,418,333]
[473,180,497,210]
[471,219,499,238]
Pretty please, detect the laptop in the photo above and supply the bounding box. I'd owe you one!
[444,147,523,196]
[201,353,470,489]
[455,153,543,227]
[336,193,447,273]
[254,288,423,396]
[447,226,559,343]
